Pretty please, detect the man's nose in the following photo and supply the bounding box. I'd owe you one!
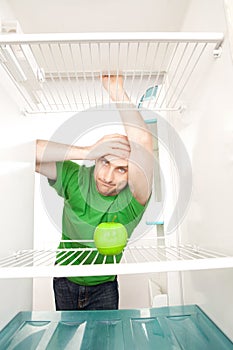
[103,168,114,183]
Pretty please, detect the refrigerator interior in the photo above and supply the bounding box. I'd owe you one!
[0,0,233,343]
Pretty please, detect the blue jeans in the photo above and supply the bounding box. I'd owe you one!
[53,277,119,311]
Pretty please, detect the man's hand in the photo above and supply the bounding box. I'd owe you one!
[102,75,129,102]
[87,134,130,160]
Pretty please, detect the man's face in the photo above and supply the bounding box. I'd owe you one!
[94,156,128,196]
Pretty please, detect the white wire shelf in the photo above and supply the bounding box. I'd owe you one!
[0,240,232,278]
[0,32,224,114]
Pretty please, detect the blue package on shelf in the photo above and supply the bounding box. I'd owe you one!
[138,86,158,109]
[0,305,232,349]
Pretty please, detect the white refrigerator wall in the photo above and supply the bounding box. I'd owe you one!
[0,0,35,331]
[169,0,233,340]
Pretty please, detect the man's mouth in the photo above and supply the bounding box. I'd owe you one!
[98,179,114,188]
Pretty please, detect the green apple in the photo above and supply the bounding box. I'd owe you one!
[94,222,128,256]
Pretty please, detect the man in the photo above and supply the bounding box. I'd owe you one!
[36,75,153,310]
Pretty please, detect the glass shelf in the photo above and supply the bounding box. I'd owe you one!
[0,305,232,349]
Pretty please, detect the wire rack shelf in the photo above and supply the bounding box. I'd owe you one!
[0,32,224,114]
[0,239,232,278]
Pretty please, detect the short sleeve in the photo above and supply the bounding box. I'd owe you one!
[48,161,79,199]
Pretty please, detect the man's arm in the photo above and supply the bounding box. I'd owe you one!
[36,135,130,180]
[102,75,154,205]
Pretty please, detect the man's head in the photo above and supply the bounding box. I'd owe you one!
[94,155,128,196]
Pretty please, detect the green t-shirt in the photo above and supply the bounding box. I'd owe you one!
[49,161,148,285]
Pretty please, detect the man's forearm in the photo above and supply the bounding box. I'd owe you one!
[111,88,153,155]
[36,139,90,163]
[103,76,151,144]
[102,75,154,205]
[118,107,152,144]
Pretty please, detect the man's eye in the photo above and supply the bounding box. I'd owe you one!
[118,168,126,174]
[102,159,108,165]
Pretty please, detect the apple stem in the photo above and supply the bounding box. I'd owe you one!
[112,215,117,222]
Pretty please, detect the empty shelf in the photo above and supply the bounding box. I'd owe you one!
[0,241,232,278]
[0,32,224,114]
[0,305,232,349]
